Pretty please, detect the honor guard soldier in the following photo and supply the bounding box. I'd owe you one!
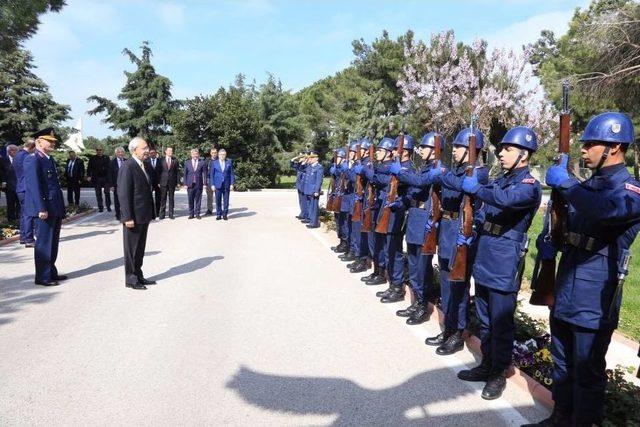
[375,134,415,303]
[291,152,308,220]
[303,151,324,229]
[389,132,443,324]
[330,148,350,253]
[361,137,394,286]
[23,128,67,286]
[425,127,488,355]
[347,137,373,273]
[524,113,640,427]
[339,141,359,262]
[13,139,37,246]
[456,126,542,400]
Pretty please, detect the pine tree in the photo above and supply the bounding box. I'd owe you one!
[0,0,66,53]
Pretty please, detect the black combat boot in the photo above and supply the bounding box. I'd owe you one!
[395,300,419,317]
[380,285,405,303]
[481,372,507,400]
[375,283,393,298]
[331,239,348,253]
[339,251,357,261]
[435,329,464,355]
[425,329,452,347]
[350,258,369,273]
[406,303,429,325]
[366,268,387,286]
[520,408,572,427]
[346,258,361,269]
[457,358,492,382]
[361,265,379,282]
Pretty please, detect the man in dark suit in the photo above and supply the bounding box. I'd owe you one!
[0,144,19,221]
[204,147,217,215]
[86,145,111,212]
[109,147,126,220]
[24,128,67,286]
[184,148,206,219]
[117,137,156,290]
[158,146,179,219]
[146,148,163,217]
[209,148,235,220]
[64,150,85,206]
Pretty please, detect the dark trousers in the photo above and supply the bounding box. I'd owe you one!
[112,187,120,217]
[370,228,387,268]
[66,183,81,205]
[297,190,307,217]
[306,194,319,226]
[475,284,517,373]
[17,192,35,243]
[123,222,149,284]
[187,185,203,216]
[5,189,19,221]
[337,212,351,243]
[349,218,361,255]
[215,186,230,217]
[385,232,404,285]
[439,256,470,330]
[407,244,433,303]
[34,216,62,283]
[159,185,175,218]
[153,187,161,217]
[93,177,111,209]
[550,317,613,425]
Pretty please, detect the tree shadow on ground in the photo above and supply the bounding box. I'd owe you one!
[226,366,544,426]
[148,256,223,282]
[60,228,118,242]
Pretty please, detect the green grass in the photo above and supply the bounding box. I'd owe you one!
[273,175,331,189]
[523,213,640,340]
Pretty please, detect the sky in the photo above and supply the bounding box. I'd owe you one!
[24,0,590,138]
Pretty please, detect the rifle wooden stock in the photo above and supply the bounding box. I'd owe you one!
[529,81,570,306]
[326,153,338,212]
[352,144,363,222]
[375,133,404,234]
[361,145,376,232]
[422,134,443,255]
[449,133,477,282]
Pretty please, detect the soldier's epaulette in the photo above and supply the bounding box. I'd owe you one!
[624,182,640,195]
[522,178,536,184]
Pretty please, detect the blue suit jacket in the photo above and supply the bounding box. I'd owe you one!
[210,159,235,190]
[184,158,206,188]
[13,149,30,194]
[23,150,65,217]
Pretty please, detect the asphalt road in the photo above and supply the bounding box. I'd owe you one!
[0,191,548,426]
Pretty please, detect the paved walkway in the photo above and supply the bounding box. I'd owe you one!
[0,191,548,425]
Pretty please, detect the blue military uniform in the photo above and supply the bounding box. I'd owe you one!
[347,138,374,273]
[291,156,308,220]
[330,150,350,251]
[303,154,324,228]
[13,148,36,245]
[23,129,66,285]
[535,112,640,426]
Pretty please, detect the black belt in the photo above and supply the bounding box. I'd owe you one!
[441,210,459,220]
[410,200,424,209]
[483,221,504,235]
[566,231,605,252]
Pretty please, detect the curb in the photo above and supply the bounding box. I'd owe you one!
[0,209,97,247]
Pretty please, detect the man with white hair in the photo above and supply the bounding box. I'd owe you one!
[183,148,206,219]
[109,147,126,221]
[0,144,20,221]
[117,137,156,290]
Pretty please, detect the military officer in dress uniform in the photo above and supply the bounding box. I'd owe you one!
[303,151,324,228]
[347,137,373,273]
[424,127,488,356]
[374,135,415,304]
[23,128,66,286]
[390,132,444,324]
[291,152,308,220]
[338,141,359,262]
[524,112,640,427]
[456,126,542,400]
[360,137,394,287]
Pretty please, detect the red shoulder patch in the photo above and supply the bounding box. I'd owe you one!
[522,178,536,184]
[625,183,640,195]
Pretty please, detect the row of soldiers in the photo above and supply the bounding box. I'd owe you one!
[292,112,639,427]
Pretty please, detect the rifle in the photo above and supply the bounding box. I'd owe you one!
[449,118,478,282]
[361,145,376,232]
[326,153,338,212]
[529,81,571,306]
[422,133,443,255]
[375,132,404,233]
[331,147,348,212]
[352,143,363,222]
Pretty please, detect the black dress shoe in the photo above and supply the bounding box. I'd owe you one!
[139,278,157,285]
[376,285,393,298]
[35,280,60,287]
[481,373,506,400]
[457,359,492,382]
[106,207,112,212]
[169,215,175,219]
[223,215,228,220]
[216,216,222,220]
[188,215,194,219]
[346,259,360,269]
[350,260,369,273]
[197,215,201,219]
[406,305,429,325]
[361,267,379,282]
[436,330,465,355]
[301,219,310,223]
[126,282,147,290]
[306,224,319,228]
[98,208,104,212]
[425,330,451,347]
[206,210,213,215]
[159,215,165,220]
[380,286,405,303]
[53,275,68,281]
[295,215,303,219]
[339,252,357,262]
[396,301,419,317]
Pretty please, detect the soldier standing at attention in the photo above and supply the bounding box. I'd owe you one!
[23,128,66,286]
[347,137,373,274]
[303,151,323,229]
[13,139,37,247]
[330,148,349,253]
[291,152,308,220]
[524,112,640,427]
[456,126,541,400]
[338,141,358,263]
